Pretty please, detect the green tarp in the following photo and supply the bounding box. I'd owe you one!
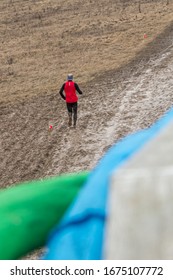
[0,172,88,259]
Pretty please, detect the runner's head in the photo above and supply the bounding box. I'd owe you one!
[67,74,73,81]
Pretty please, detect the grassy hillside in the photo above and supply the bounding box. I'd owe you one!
[1,0,173,189]
[1,0,173,103]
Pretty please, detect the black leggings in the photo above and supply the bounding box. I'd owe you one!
[66,102,78,123]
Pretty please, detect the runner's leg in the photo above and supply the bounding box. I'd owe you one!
[73,102,78,127]
[66,103,72,126]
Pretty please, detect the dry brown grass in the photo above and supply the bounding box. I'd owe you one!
[1,0,173,103]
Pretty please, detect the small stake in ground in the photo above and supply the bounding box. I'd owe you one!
[48,124,53,132]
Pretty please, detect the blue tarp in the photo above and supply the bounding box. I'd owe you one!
[44,108,173,260]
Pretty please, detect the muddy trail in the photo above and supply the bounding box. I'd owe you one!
[46,23,173,177]
[1,22,173,189]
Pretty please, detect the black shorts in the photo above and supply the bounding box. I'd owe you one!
[66,102,78,114]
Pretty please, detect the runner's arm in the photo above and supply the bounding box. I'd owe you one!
[75,83,83,95]
[59,84,66,100]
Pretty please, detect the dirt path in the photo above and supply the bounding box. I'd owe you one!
[1,20,173,189]
[45,35,173,178]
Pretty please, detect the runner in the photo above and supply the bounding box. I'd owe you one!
[59,74,83,128]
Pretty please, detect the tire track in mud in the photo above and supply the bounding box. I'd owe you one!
[45,42,173,177]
